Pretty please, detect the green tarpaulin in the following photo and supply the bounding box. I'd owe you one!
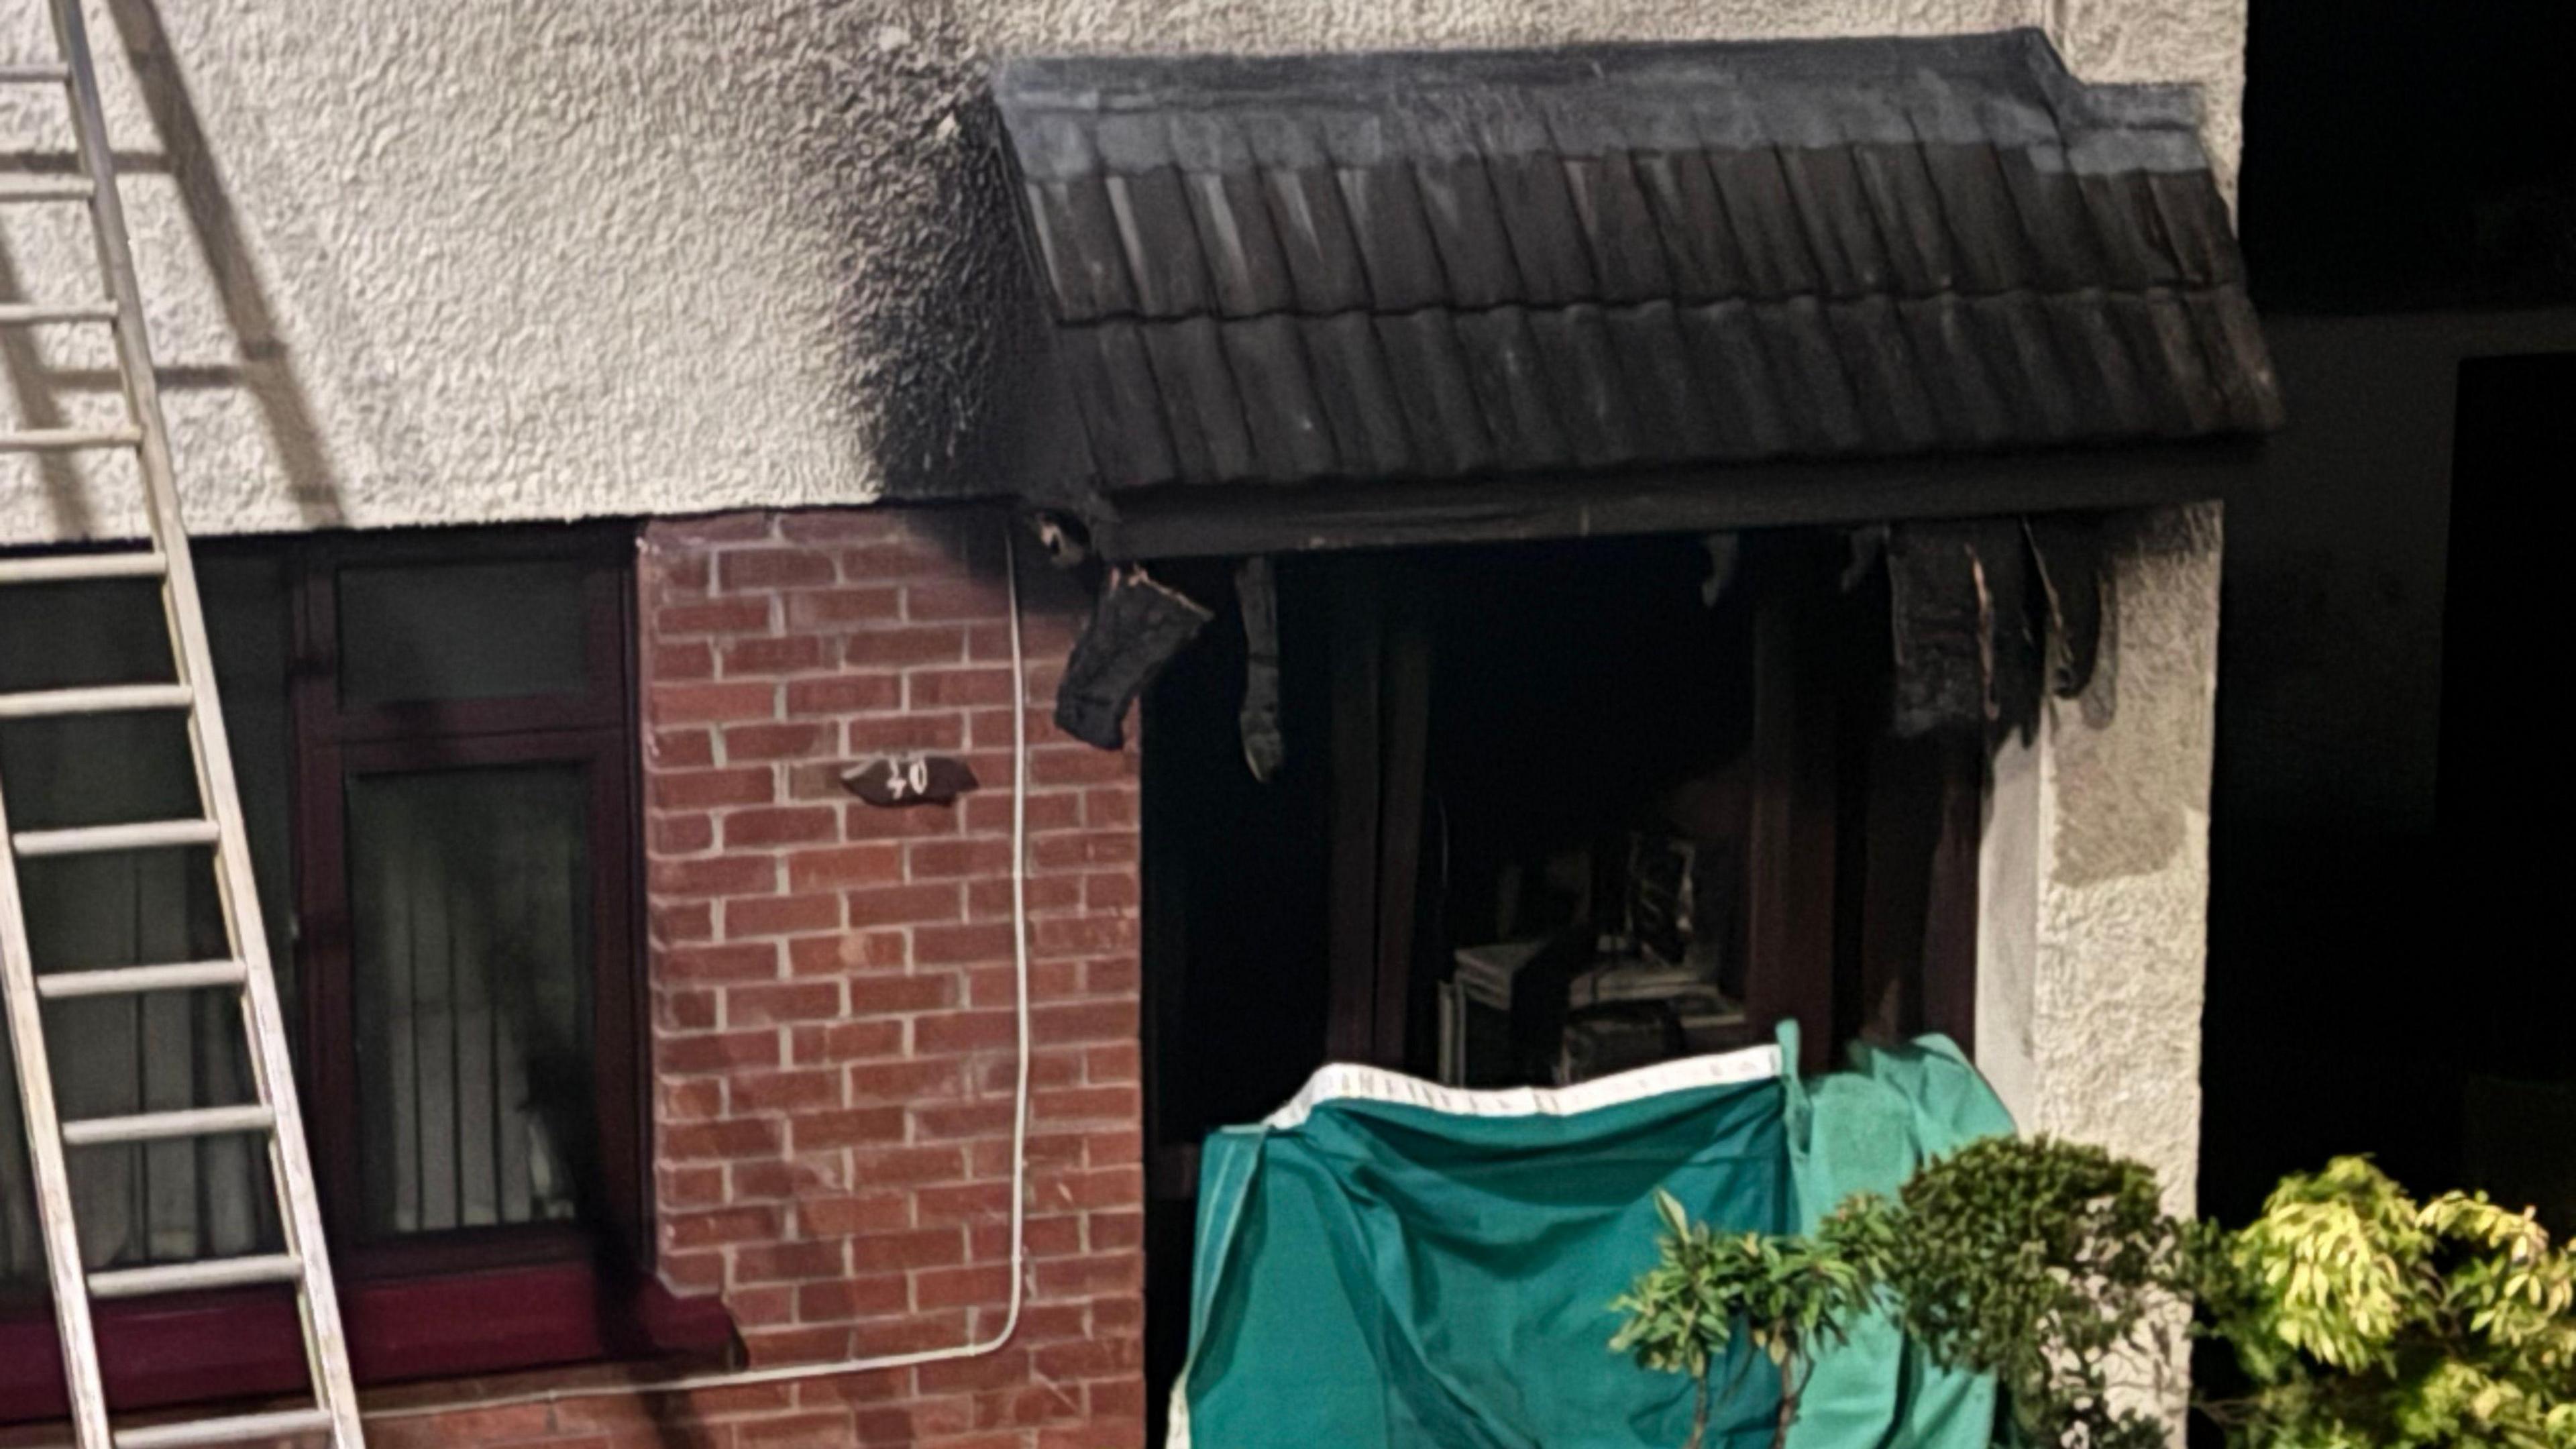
[1173,1026,2014,1449]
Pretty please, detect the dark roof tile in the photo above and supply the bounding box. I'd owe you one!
[1968,290,2083,442]
[1338,162,1450,312]
[1067,322,1177,484]
[1676,299,1796,458]
[1024,178,1134,321]
[1754,297,1869,453]
[1705,148,1823,299]
[1527,305,1640,468]
[1777,145,1893,297]
[1827,296,1943,453]
[1561,151,1674,302]
[2106,289,2220,437]
[994,30,2283,490]
[1220,315,1336,480]
[1259,163,1373,314]
[1455,306,1575,468]
[1141,317,1255,482]
[1631,149,1748,301]
[2190,285,2288,431]
[1303,311,1415,475]
[1605,301,1717,462]
[1108,166,1216,318]
[1375,311,1494,476]
[1851,142,1959,295]
[1181,166,1296,317]
[1896,294,2015,448]
[1411,156,1523,307]
[1485,150,1599,305]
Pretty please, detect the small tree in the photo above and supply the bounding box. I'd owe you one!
[1611,1189,1892,1449]
[1866,1135,2208,1449]
[2203,1155,2576,1449]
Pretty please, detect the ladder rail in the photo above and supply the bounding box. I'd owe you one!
[41,3,363,1443]
[0,784,113,1449]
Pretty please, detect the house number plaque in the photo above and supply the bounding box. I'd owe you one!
[842,753,978,808]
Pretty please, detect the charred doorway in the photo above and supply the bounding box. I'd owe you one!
[1134,526,1994,1439]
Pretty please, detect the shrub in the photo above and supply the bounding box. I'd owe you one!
[1611,1142,2576,1449]
[1859,1136,2210,1449]
[1610,1189,1893,1449]
[2202,1156,2576,1449]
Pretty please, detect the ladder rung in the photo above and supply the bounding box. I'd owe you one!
[0,178,95,203]
[0,64,70,84]
[0,683,194,720]
[13,818,219,857]
[0,551,166,585]
[60,1104,275,1148]
[0,302,117,325]
[0,425,143,453]
[88,1252,304,1300]
[36,959,248,1000]
[115,1409,335,1449]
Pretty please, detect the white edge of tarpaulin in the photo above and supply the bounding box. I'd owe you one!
[1171,1040,1788,1448]
[1263,1040,1784,1129]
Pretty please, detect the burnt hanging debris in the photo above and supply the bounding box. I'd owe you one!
[1050,515,2110,757]
[1053,566,1215,749]
[2025,516,2104,698]
[1235,556,1285,782]
[1887,523,1990,737]
[1884,517,2103,741]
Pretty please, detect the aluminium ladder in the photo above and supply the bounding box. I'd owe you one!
[0,3,363,1447]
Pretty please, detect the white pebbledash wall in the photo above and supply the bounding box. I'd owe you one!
[2,0,2231,1355]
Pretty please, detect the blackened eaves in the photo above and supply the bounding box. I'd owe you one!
[993,29,2286,494]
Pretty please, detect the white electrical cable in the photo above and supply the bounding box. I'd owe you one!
[368,520,1035,1421]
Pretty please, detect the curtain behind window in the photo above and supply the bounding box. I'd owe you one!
[0,561,291,1285]
[349,765,588,1235]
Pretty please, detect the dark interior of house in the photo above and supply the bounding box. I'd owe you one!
[1132,526,1993,1434]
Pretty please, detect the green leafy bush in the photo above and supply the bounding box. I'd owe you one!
[1610,1189,1892,1449]
[1609,1144,2575,1449]
[2203,1156,2576,1449]
[1864,1136,2209,1449]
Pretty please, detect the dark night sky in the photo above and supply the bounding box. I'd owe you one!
[2240,0,2575,311]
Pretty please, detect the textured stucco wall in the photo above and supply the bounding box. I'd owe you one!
[2,0,2241,545]
[1980,504,2220,1193]
[1977,502,2224,1430]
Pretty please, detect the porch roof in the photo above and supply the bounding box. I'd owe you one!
[989,30,2282,539]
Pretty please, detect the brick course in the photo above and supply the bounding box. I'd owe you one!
[377,507,1142,1448]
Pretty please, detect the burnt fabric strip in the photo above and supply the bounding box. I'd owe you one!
[1235,556,1285,782]
[1055,567,1215,749]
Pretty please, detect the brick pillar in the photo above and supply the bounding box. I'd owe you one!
[625,506,1144,1446]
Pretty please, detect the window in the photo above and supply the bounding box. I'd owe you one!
[1,526,716,1418]
[288,533,643,1282]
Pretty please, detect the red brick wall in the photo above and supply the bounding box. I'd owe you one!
[379,506,1146,1448]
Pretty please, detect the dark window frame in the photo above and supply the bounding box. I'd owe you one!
[286,526,650,1283]
[0,523,725,1427]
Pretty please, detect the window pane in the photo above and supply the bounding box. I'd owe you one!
[203,555,300,1016]
[0,578,172,693]
[0,562,292,1285]
[337,560,589,707]
[348,764,594,1236]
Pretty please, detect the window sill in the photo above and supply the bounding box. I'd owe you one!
[0,1260,735,1424]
